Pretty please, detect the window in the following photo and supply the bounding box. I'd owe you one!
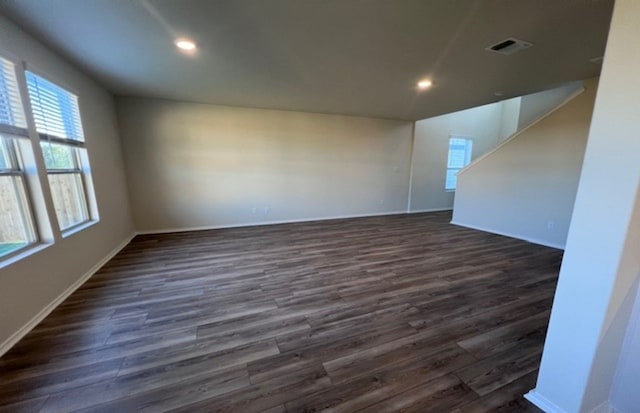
[445,136,473,190]
[0,56,37,258]
[0,52,99,265]
[26,71,92,231]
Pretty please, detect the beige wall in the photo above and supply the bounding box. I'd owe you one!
[0,16,134,349]
[451,78,598,249]
[409,101,504,212]
[610,278,640,412]
[531,2,640,410]
[517,81,584,129]
[117,98,414,232]
[498,97,521,142]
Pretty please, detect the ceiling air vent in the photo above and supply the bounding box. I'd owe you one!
[485,38,533,55]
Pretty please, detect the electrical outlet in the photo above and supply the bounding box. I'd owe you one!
[251,207,257,214]
[264,206,270,215]
[547,221,555,231]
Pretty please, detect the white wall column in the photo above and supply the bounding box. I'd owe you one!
[526,0,640,412]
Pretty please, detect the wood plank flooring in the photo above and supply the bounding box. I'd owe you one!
[0,211,561,412]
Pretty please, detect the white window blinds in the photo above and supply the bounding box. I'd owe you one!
[0,56,27,135]
[25,71,84,142]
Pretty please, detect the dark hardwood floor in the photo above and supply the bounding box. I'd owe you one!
[0,211,561,412]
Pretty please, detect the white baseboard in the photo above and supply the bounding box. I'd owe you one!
[408,207,453,214]
[0,232,137,357]
[525,390,614,413]
[525,390,567,413]
[450,220,565,250]
[591,401,615,413]
[137,210,421,235]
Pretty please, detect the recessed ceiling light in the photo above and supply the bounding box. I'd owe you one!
[417,80,433,90]
[175,38,197,51]
[493,91,504,97]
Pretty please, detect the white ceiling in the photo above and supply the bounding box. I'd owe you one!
[0,0,614,121]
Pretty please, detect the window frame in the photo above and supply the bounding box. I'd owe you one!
[24,67,96,234]
[445,135,473,191]
[0,52,41,261]
[43,142,91,233]
[0,135,39,259]
[0,49,101,267]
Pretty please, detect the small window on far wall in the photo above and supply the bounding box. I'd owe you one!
[25,71,95,231]
[445,136,473,191]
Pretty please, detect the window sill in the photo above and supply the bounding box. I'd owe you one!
[445,189,456,193]
[0,221,100,269]
[0,242,53,270]
[61,219,99,239]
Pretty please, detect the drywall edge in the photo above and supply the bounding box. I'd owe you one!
[458,87,585,176]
